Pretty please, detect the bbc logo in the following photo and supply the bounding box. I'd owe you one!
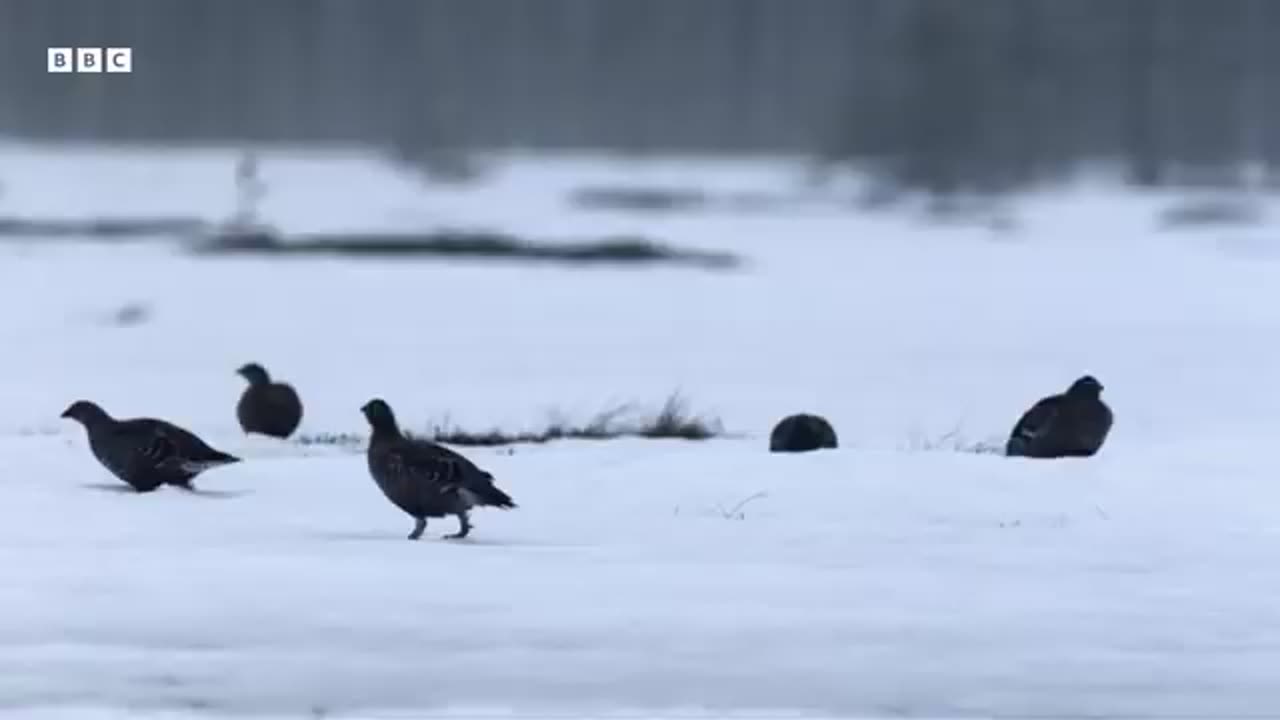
[48,47,132,73]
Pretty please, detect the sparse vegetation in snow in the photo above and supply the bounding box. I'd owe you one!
[295,393,724,450]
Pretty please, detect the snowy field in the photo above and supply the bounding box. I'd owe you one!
[2,142,1280,718]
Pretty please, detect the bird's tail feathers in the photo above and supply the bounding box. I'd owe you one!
[180,453,241,473]
[478,482,516,509]
[449,476,517,509]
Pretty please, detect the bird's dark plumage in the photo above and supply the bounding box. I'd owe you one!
[769,413,838,453]
[61,400,241,493]
[1006,375,1113,459]
[236,363,303,439]
[361,398,515,540]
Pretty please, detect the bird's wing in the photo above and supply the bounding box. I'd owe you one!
[1011,397,1060,440]
[117,419,235,473]
[155,421,210,453]
[385,439,466,490]
[109,420,182,470]
[414,442,512,505]
[424,442,497,492]
[151,420,237,464]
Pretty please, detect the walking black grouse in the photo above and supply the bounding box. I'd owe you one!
[360,398,516,540]
[61,400,241,492]
[235,362,303,439]
[1006,375,1113,459]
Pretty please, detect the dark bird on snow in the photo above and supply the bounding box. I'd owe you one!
[235,362,303,439]
[769,413,838,453]
[1006,375,1113,459]
[61,400,241,493]
[361,398,516,540]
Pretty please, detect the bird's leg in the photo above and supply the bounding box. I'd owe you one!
[444,512,471,540]
[408,517,426,540]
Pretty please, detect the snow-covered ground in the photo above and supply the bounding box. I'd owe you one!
[2,142,1280,718]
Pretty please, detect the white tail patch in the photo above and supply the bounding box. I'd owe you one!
[180,459,234,473]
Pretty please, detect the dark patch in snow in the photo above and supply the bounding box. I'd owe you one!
[106,302,150,327]
[571,184,828,215]
[191,227,740,270]
[0,215,208,240]
[175,487,252,499]
[79,482,249,499]
[571,185,709,212]
[1158,196,1266,230]
[81,482,144,494]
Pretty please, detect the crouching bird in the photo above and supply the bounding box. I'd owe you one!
[1006,375,1113,459]
[235,362,304,439]
[61,400,241,492]
[768,413,838,453]
[360,398,516,540]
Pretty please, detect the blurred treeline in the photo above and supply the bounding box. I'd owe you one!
[1,0,1277,194]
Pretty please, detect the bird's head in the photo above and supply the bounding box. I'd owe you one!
[361,398,399,433]
[1067,375,1104,399]
[60,399,110,426]
[236,363,271,386]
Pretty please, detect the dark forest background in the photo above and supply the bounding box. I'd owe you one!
[1,0,1279,195]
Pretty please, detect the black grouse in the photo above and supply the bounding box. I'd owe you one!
[61,400,241,492]
[769,413,838,453]
[236,362,303,439]
[361,398,516,540]
[1006,375,1113,459]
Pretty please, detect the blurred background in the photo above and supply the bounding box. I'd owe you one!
[3,0,1280,196]
[0,0,1276,439]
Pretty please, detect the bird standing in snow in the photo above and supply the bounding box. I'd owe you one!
[61,400,241,492]
[1006,375,1113,459]
[235,362,303,439]
[360,398,516,540]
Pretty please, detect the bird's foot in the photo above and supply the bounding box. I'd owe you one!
[408,518,427,540]
[444,514,472,540]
